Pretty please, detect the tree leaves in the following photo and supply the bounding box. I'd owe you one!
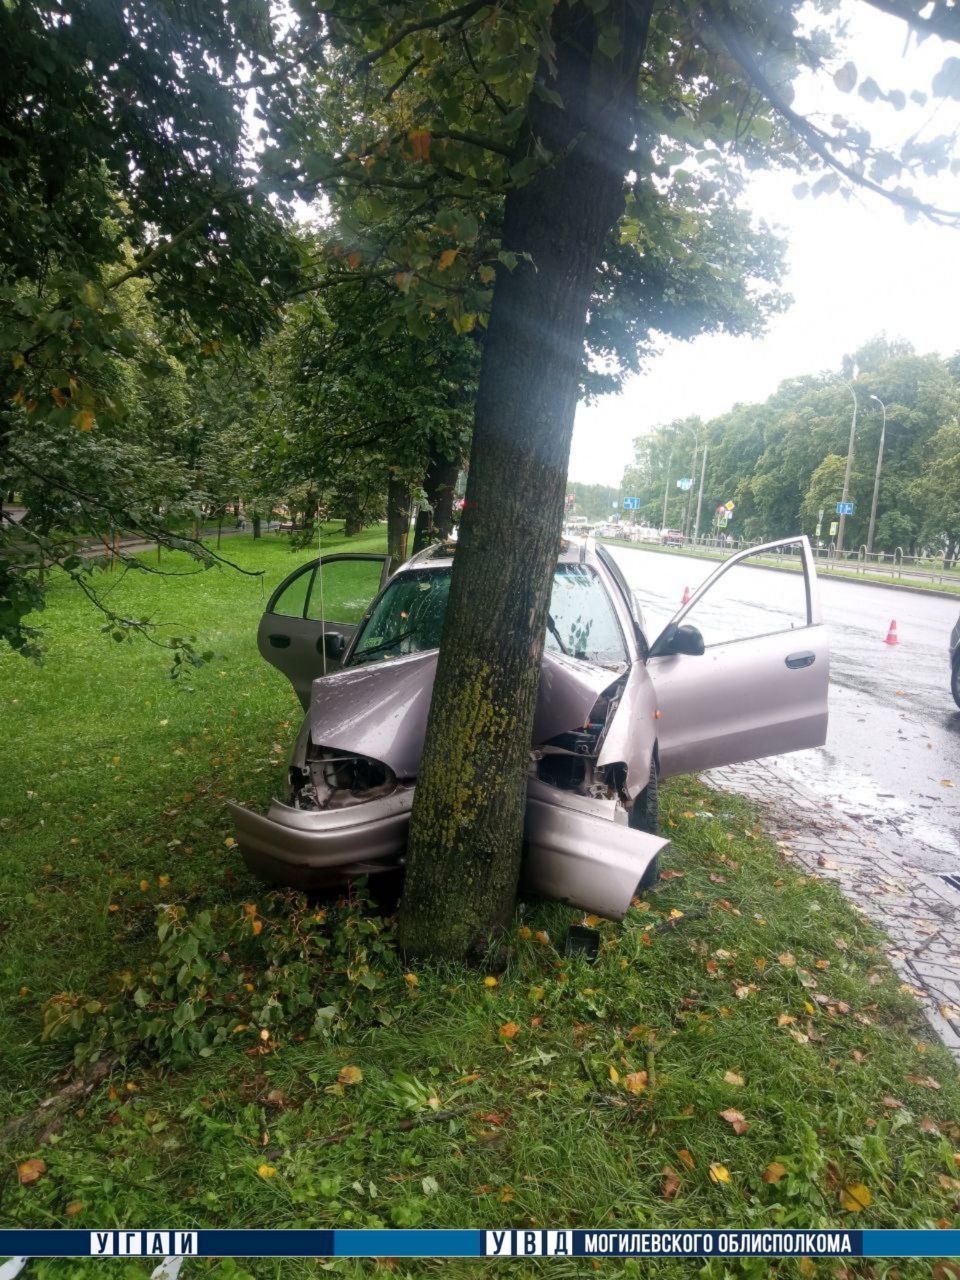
[834,62,857,93]
[840,1182,872,1212]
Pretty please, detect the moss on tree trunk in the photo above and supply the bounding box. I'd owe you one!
[399,1,652,959]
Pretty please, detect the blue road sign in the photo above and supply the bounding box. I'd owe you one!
[836,501,854,516]
[623,497,640,510]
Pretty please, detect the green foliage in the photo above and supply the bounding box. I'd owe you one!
[623,340,960,553]
[42,892,403,1068]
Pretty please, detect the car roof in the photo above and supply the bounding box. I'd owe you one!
[399,536,603,575]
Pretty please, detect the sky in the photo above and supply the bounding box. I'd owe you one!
[568,2,960,488]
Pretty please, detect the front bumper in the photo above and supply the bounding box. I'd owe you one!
[228,778,668,919]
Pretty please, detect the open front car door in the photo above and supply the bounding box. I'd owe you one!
[646,537,829,778]
[257,554,391,709]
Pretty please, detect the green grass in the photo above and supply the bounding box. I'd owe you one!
[2,529,960,1279]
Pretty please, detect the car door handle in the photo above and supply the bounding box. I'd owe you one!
[267,634,291,649]
[785,651,815,669]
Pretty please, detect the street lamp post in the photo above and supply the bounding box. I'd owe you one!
[660,445,674,532]
[836,380,858,555]
[866,394,887,556]
[693,443,708,541]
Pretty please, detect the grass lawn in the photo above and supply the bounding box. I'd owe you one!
[2,530,960,1279]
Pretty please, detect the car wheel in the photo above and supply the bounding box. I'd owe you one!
[629,760,660,893]
[952,658,960,710]
[628,760,660,834]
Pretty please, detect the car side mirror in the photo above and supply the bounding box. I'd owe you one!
[649,621,705,659]
[319,631,346,659]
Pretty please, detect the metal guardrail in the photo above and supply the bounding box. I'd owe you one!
[598,531,960,589]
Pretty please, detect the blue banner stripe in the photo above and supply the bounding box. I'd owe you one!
[0,1228,957,1259]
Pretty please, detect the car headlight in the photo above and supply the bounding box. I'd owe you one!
[290,743,397,810]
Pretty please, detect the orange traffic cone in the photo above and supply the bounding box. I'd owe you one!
[681,585,691,605]
[884,619,898,645]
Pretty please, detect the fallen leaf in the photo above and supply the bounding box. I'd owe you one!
[608,1066,619,1084]
[483,976,498,988]
[224,836,237,849]
[17,1159,46,1185]
[763,1162,787,1184]
[882,1096,903,1109]
[919,1116,941,1135]
[719,1108,750,1135]
[669,908,684,920]
[678,1148,695,1170]
[905,1074,941,1090]
[661,1166,681,1200]
[65,1201,83,1216]
[404,973,418,987]
[778,953,796,967]
[499,1022,520,1039]
[777,1013,797,1026]
[840,1183,872,1212]
[337,1065,363,1086]
[709,1163,731,1184]
[623,1071,648,1094]
[517,926,532,940]
[257,1164,276,1179]
[499,1185,514,1203]
[723,1071,745,1086]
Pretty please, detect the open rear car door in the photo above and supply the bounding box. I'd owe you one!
[258,554,391,708]
[646,537,829,778]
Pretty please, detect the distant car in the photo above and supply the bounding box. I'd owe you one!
[661,529,685,546]
[951,615,960,708]
[230,537,829,920]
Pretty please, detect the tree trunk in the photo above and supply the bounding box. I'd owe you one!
[399,0,651,958]
[344,512,363,537]
[252,514,262,539]
[387,475,412,564]
[412,454,460,552]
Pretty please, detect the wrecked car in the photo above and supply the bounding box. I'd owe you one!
[229,536,828,919]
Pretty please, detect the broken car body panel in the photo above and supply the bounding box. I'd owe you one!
[306,646,615,781]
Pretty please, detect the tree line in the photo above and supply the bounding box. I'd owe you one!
[621,338,960,558]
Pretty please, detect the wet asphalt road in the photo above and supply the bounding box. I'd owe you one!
[607,544,960,874]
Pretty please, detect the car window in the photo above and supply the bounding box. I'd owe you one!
[304,559,384,623]
[350,562,627,668]
[268,563,314,618]
[351,568,452,663]
[545,564,628,668]
[681,545,809,647]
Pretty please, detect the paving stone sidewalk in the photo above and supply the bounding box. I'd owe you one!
[704,759,960,1060]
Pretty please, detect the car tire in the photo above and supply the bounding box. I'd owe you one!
[629,760,661,893]
[628,760,660,835]
[952,658,960,710]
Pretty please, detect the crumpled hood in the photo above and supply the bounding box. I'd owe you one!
[308,649,616,778]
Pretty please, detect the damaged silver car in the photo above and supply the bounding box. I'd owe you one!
[229,536,829,919]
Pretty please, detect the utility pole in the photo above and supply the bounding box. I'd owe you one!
[693,444,708,542]
[836,379,858,555]
[866,394,887,555]
[683,440,699,537]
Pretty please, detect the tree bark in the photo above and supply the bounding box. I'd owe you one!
[387,475,412,562]
[343,512,363,537]
[399,0,651,958]
[252,514,262,539]
[412,453,460,552]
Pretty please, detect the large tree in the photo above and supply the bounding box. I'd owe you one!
[276,0,960,958]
